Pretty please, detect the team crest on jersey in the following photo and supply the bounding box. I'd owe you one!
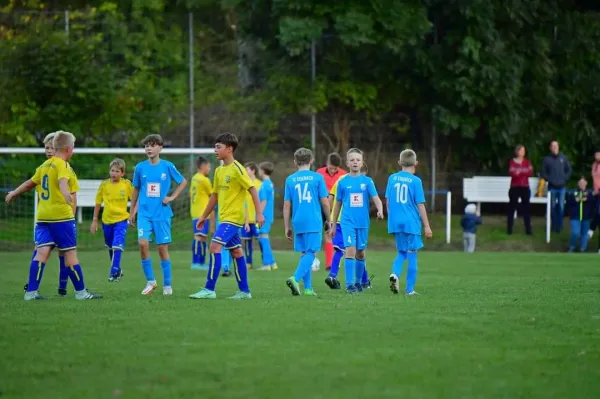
[161,173,166,180]
[225,175,230,183]
[360,184,366,191]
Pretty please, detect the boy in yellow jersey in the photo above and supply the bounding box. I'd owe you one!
[90,158,133,281]
[190,156,214,270]
[6,131,102,300]
[22,132,79,297]
[189,133,264,300]
[241,162,262,268]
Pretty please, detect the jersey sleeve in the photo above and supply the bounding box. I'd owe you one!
[168,162,185,185]
[95,182,104,205]
[31,166,42,185]
[56,160,70,181]
[236,165,252,190]
[367,178,378,197]
[133,164,141,189]
[318,176,328,198]
[335,182,344,202]
[414,179,426,204]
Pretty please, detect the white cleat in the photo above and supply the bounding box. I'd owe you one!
[389,274,400,294]
[141,281,158,295]
[405,291,419,296]
[163,286,173,296]
[75,289,103,300]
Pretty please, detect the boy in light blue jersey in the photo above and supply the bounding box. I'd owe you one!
[330,148,384,294]
[385,149,432,295]
[284,148,332,296]
[129,134,187,296]
[257,161,277,270]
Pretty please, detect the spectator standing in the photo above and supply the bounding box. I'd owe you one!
[592,151,600,194]
[316,153,346,271]
[587,191,600,253]
[507,145,533,235]
[461,204,482,253]
[567,176,595,252]
[541,141,572,233]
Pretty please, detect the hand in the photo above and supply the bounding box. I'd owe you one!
[324,221,333,233]
[196,217,206,231]
[244,223,250,233]
[90,220,98,234]
[65,195,73,205]
[376,210,384,219]
[162,196,174,205]
[5,191,15,204]
[285,228,293,241]
[128,215,136,227]
[424,227,433,239]
[588,230,594,239]
[328,226,336,239]
[256,212,265,228]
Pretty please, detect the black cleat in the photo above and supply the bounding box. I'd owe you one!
[221,271,232,277]
[57,288,67,297]
[355,283,363,293]
[346,286,358,295]
[23,283,28,293]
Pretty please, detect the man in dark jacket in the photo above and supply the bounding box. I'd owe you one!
[541,141,572,233]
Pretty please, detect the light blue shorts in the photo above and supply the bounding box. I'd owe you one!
[394,233,423,252]
[137,217,172,245]
[340,225,368,250]
[294,232,322,253]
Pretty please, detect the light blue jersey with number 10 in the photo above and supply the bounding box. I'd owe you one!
[385,171,425,235]
[284,170,328,234]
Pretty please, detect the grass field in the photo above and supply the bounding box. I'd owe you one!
[1,250,600,398]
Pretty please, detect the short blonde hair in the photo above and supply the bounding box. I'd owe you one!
[346,148,363,158]
[52,131,76,152]
[110,158,126,173]
[294,148,313,166]
[399,149,417,167]
[465,204,477,215]
[43,132,56,145]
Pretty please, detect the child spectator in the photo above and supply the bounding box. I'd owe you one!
[461,204,482,253]
[587,191,600,254]
[567,176,595,253]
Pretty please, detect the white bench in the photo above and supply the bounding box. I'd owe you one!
[462,176,552,243]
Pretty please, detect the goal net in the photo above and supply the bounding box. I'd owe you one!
[0,148,216,252]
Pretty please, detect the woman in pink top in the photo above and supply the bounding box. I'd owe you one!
[592,151,600,194]
[507,145,533,235]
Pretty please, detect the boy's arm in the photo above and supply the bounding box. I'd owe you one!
[166,178,188,203]
[248,186,263,225]
[199,193,218,221]
[71,193,78,214]
[58,178,73,205]
[129,187,139,222]
[371,195,384,218]
[417,203,432,238]
[283,200,292,239]
[209,210,216,234]
[320,197,331,228]
[331,201,342,231]
[5,179,37,203]
[244,201,250,227]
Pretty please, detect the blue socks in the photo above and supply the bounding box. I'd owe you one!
[233,256,250,293]
[27,260,46,292]
[110,249,122,276]
[206,253,222,290]
[67,264,85,291]
[160,259,172,287]
[141,258,155,281]
[199,241,207,264]
[258,237,275,266]
[243,239,254,266]
[302,252,315,290]
[406,252,418,293]
[293,252,315,284]
[108,249,114,262]
[392,251,407,277]
[361,262,369,285]
[58,256,69,291]
[344,258,356,288]
[192,239,207,265]
[329,249,344,278]
[355,258,366,286]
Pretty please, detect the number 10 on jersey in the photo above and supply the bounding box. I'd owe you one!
[394,183,408,204]
[295,183,312,203]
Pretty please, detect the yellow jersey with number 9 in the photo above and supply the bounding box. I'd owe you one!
[32,156,75,222]
[212,160,252,226]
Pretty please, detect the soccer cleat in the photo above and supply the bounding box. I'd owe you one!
[303,289,318,296]
[389,274,400,294]
[221,271,232,277]
[345,285,358,294]
[24,291,48,301]
[355,283,364,293]
[286,277,301,296]
[23,283,28,293]
[247,263,253,270]
[362,279,372,289]
[325,276,338,290]
[270,264,279,270]
[75,289,103,300]
[108,270,124,282]
[141,281,158,295]
[405,290,419,296]
[189,288,216,299]
[190,263,203,270]
[163,286,173,296]
[57,288,67,297]
[257,266,271,271]
[228,291,252,300]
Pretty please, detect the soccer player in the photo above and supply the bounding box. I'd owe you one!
[386,149,432,295]
[317,153,346,270]
[241,162,262,268]
[128,134,187,296]
[189,133,264,300]
[256,161,277,271]
[330,148,384,294]
[22,132,79,297]
[190,156,214,270]
[90,158,133,281]
[284,148,331,296]
[6,131,102,300]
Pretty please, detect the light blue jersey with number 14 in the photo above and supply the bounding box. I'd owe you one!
[385,171,425,235]
[284,170,328,234]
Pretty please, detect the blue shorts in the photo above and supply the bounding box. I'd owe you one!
[212,222,242,249]
[258,220,273,235]
[192,218,210,237]
[35,220,77,251]
[332,223,345,251]
[137,217,172,245]
[394,233,423,252]
[240,223,258,239]
[103,220,128,250]
[294,232,322,253]
[340,225,368,250]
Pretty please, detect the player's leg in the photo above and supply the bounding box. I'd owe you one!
[568,219,580,252]
[154,219,173,295]
[198,219,210,268]
[25,223,54,300]
[229,241,251,299]
[405,234,423,295]
[109,220,128,281]
[286,233,312,296]
[326,223,344,289]
[300,233,320,296]
[340,225,358,293]
[221,247,232,276]
[257,221,276,270]
[57,249,69,296]
[241,224,256,268]
[138,217,158,295]
[53,221,102,299]
[389,233,408,294]
[580,219,591,252]
[102,222,115,279]
[191,218,202,269]
[353,228,368,292]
